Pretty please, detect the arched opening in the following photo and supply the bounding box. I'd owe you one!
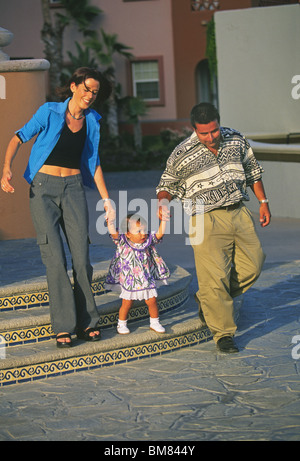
[195,59,218,107]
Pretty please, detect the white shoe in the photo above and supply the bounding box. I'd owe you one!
[117,320,130,335]
[150,318,165,333]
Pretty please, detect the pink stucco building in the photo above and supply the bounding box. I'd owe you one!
[1,0,297,135]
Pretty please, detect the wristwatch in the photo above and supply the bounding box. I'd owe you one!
[259,199,269,204]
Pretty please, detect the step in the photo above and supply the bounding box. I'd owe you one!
[0,264,213,387]
[0,260,110,348]
[0,301,211,387]
[0,260,110,312]
[0,264,190,347]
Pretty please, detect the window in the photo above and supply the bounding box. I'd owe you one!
[132,61,159,100]
[196,59,218,107]
[130,57,165,105]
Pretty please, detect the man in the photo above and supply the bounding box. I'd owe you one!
[156,103,271,353]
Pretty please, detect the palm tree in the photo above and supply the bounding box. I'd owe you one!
[40,0,101,100]
[121,96,148,149]
[85,29,133,139]
[61,41,98,83]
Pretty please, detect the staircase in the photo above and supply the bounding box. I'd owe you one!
[0,261,212,387]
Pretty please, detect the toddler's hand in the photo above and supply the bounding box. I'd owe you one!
[157,198,170,221]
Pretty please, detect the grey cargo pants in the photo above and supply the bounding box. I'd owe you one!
[29,172,99,335]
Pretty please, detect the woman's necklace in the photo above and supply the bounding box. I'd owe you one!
[67,104,85,120]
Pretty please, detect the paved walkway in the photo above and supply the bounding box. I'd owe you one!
[0,171,300,442]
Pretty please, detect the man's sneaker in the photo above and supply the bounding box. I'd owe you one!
[117,320,130,335]
[150,318,165,333]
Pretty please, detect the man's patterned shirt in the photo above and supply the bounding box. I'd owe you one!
[156,127,263,215]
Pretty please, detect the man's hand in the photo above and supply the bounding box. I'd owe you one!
[157,191,172,221]
[259,203,271,227]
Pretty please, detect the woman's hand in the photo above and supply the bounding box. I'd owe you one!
[1,135,22,194]
[104,198,116,223]
[1,165,14,193]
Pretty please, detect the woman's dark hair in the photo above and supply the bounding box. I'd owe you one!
[56,67,112,104]
[190,102,220,128]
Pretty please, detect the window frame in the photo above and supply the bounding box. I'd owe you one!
[128,56,165,107]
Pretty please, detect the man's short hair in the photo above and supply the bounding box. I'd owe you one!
[190,103,220,128]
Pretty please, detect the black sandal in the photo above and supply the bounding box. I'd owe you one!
[56,333,72,348]
[77,327,101,342]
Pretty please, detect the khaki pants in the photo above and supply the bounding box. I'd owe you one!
[190,204,265,342]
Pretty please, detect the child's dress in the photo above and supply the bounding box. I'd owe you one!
[105,232,170,300]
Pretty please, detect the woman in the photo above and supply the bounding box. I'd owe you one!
[1,67,114,348]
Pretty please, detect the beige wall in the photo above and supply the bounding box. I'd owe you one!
[246,159,300,219]
[215,4,300,219]
[0,70,47,240]
[215,4,300,136]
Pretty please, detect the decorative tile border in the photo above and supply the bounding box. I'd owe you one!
[1,325,55,347]
[0,327,212,387]
[91,280,107,297]
[2,288,189,347]
[0,291,49,312]
[0,279,107,312]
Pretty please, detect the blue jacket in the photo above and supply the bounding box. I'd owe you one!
[17,98,101,188]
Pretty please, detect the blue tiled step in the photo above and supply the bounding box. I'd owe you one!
[0,289,212,387]
[0,265,190,347]
[0,261,109,312]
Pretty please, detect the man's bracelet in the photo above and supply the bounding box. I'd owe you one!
[259,199,269,204]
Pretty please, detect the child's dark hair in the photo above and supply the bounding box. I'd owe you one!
[121,213,147,233]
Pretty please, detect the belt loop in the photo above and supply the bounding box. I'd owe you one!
[75,173,82,185]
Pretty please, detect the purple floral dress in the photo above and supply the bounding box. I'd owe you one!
[105,232,170,300]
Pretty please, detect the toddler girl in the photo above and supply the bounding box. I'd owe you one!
[105,213,170,334]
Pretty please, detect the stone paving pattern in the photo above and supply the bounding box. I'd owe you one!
[0,170,300,442]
